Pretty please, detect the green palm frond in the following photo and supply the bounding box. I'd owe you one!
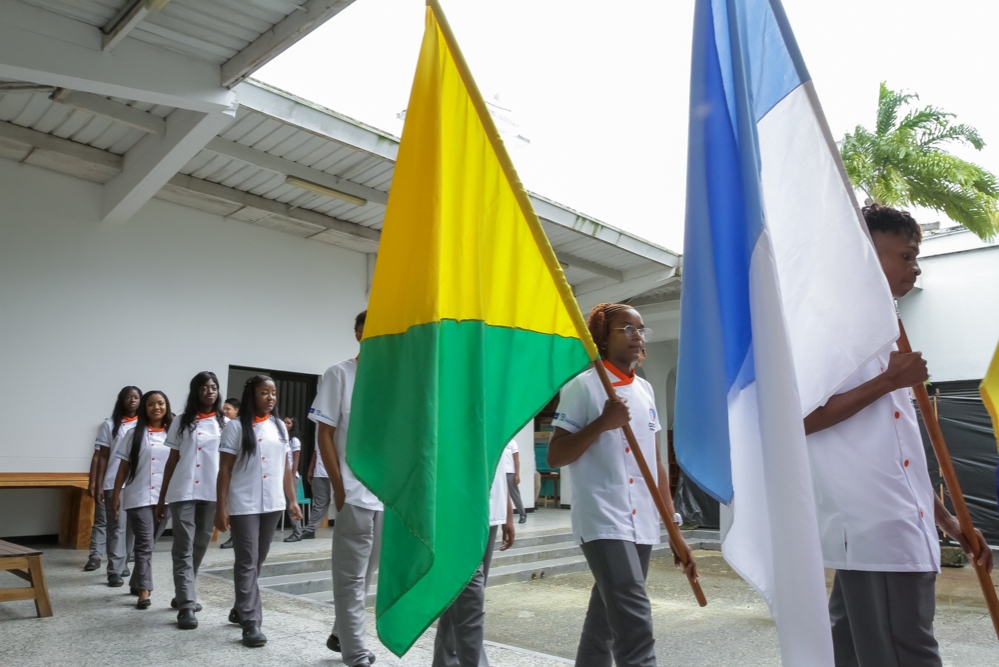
[839,81,999,240]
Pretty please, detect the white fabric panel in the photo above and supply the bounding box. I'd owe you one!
[724,228,834,666]
[757,83,898,415]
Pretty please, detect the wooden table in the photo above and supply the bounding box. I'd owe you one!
[0,473,92,550]
[0,540,52,617]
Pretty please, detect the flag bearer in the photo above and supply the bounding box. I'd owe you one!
[433,455,515,666]
[548,303,697,667]
[216,375,302,647]
[112,390,173,610]
[87,386,141,576]
[804,204,992,667]
[155,371,226,630]
[310,311,382,667]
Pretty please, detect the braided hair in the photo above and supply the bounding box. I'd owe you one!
[586,302,647,366]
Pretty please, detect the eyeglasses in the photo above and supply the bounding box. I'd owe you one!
[612,325,653,341]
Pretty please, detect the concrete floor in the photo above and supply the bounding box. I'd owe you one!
[2,510,998,666]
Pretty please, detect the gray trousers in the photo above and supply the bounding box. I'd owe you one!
[170,500,216,611]
[830,570,941,667]
[576,540,655,667]
[105,497,136,578]
[305,476,331,533]
[505,474,525,520]
[89,498,107,560]
[332,503,383,667]
[433,525,499,667]
[230,511,282,626]
[126,505,161,593]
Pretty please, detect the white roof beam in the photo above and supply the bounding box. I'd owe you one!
[0,0,233,113]
[204,136,389,207]
[103,1,147,52]
[221,0,356,88]
[50,88,166,135]
[555,251,623,282]
[575,270,680,315]
[0,119,123,182]
[102,105,238,223]
[235,81,398,161]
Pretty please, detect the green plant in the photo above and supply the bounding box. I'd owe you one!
[840,82,999,240]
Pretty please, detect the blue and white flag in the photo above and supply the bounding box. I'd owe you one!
[674,0,898,663]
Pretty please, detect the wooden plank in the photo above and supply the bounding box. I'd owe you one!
[0,557,30,570]
[0,472,90,489]
[59,488,72,547]
[0,587,35,603]
[8,568,32,583]
[75,491,94,551]
[28,555,52,617]
[0,540,40,556]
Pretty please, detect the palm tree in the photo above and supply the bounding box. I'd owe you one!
[840,82,999,240]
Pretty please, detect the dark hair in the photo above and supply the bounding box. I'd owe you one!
[284,416,301,441]
[237,375,284,465]
[862,203,922,243]
[355,310,367,331]
[586,303,646,362]
[178,371,225,434]
[111,386,142,439]
[127,391,173,483]
[224,397,240,411]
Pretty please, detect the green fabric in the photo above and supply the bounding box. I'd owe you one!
[346,319,590,655]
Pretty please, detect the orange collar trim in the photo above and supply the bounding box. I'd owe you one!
[148,427,166,433]
[603,359,635,387]
[253,414,270,424]
[122,415,138,423]
[196,412,217,420]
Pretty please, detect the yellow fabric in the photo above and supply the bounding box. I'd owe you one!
[981,339,999,450]
[363,6,597,360]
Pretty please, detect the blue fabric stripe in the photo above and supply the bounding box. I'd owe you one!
[673,0,807,504]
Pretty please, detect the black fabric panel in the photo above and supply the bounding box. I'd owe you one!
[674,469,720,529]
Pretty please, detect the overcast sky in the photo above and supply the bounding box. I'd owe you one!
[256,0,999,251]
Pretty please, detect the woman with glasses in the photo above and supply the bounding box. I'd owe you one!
[547,302,697,667]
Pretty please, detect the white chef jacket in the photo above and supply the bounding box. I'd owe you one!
[286,436,302,476]
[808,350,940,572]
[96,416,138,491]
[501,442,517,475]
[116,427,170,510]
[553,363,662,546]
[308,358,383,511]
[489,462,511,527]
[164,413,225,504]
[219,416,289,516]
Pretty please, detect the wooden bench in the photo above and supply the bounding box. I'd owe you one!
[0,473,93,550]
[0,540,52,617]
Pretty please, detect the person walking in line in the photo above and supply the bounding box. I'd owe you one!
[84,386,141,573]
[216,375,302,647]
[549,303,697,667]
[219,397,240,549]
[111,390,173,610]
[94,386,142,587]
[156,371,226,629]
[283,417,305,543]
[309,311,380,667]
[502,441,527,524]
[301,434,331,540]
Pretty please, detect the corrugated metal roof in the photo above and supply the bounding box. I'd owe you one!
[21,0,311,65]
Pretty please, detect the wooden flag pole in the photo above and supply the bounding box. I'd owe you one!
[897,319,999,640]
[592,360,708,607]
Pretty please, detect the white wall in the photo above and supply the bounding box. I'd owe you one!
[0,159,368,534]
[899,245,999,382]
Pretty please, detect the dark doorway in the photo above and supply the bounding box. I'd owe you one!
[226,366,320,481]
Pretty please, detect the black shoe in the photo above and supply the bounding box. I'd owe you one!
[518,516,527,524]
[283,534,301,543]
[220,537,234,549]
[83,557,101,571]
[108,574,123,587]
[122,566,130,578]
[241,623,267,647]
[136,597,151,610]
[170,598,203,612]
[229,608,240,624]
[301,531,315,540]
[177,608,198,630]
[326,632,340,652]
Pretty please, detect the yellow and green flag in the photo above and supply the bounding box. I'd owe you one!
[981,340,999,449]
[345,1,598,656]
